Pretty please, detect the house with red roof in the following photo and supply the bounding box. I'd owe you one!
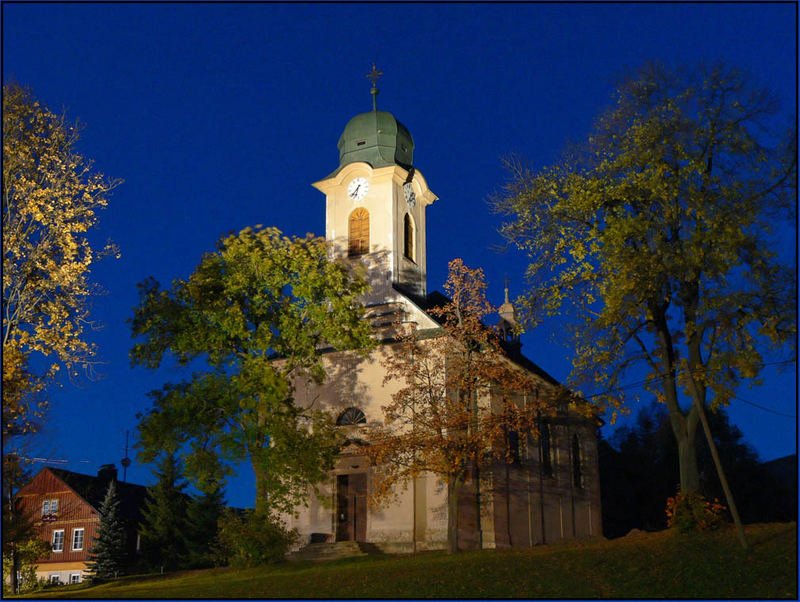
[14,464,148,585]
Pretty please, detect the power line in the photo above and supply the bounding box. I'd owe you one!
[731,395,795,418]
[583,359,795,400]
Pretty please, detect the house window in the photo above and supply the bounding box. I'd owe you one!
[348,208,370,257]
[52,530,64,552]
[403,213,414,261]
[72,528,84,551]
[42,499,58,516]
[539,422,553,477]
[50,575,61,585]
[336,407,367,426]
[572,434,583,489]
[70,574,81,584]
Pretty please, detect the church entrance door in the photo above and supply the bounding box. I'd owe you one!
[336,473,367,541]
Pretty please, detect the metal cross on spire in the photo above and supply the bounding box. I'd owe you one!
[366,63,383,111]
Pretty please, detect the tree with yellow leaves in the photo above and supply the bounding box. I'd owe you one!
[494,62,796,546]
[3,84,119,590]
[366,259,553,553]
[3,84,120,391]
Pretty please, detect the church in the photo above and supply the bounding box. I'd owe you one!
[283,72,602,553]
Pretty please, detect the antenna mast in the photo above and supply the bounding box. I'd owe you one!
[121,430,131,482]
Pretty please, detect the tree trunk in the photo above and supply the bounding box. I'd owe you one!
[474,462,482,549]
[505,461,512,547]
[447,475,463,553]
[11,541,19,595]
[652,304,701,493]
[250,447,269,516]
[675,424,700,493]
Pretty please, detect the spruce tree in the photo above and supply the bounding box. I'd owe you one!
[138,453,188,572]
[182,483,225,568]
[86,481,128,579]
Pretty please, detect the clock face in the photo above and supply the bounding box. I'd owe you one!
[403,183,416,207]
[347,177,369,201]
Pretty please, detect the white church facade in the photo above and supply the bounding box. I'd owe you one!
[283,79,602,552]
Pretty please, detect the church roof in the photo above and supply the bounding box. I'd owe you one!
[330,110,414,177]
[391,283,560,387]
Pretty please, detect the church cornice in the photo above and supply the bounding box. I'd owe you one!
[312,163,438,207]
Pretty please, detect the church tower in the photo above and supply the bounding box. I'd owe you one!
[312,66,437,305]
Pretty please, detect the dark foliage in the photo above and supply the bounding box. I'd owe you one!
[600,403,796,538]
[212,509,297,568]
[137,453,188,572]
[181,483,225,569]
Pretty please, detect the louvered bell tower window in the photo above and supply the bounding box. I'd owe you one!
[348,208,370,257]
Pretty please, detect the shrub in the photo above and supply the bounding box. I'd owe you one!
[213,509,297,568]
[2,537,49,594]
[666,489,727,533]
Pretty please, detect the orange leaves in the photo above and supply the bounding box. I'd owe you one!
[666,489,727,533]
[367,259,555,507]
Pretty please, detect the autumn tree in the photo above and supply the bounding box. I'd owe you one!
[3,83,119,590]
[366,259,551,553]
[3,83,120,391]
[131,226,374,517]
[494,63,796,505]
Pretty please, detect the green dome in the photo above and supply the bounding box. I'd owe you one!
[334,110,414,174]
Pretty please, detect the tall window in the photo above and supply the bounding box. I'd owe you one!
[72,528,84,551]
[348,208,370,257]
[403,213,414,261]
[572,434,583,488]
[52,530,64,552]
[539,422,553,477]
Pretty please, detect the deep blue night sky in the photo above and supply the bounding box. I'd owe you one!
[3,3,796,509]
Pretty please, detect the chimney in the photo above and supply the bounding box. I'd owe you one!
[97,464,118,483]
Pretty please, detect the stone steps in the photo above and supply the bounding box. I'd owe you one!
[288,540,381,563]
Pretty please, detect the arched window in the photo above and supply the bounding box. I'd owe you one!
[349,208,370,257]
[539,422,553,477]
[336,407,367,426]
[572,434,583,488]
[403,213,414,261]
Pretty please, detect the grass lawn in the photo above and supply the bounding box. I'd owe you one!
[22,522,796,599]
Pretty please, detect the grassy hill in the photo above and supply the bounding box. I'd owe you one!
[23,522,796,599]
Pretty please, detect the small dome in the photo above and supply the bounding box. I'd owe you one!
[335,110,414,173]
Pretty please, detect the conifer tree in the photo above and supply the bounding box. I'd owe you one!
[138,453,188,572]
[86,481,128,579]
[182,483,225,569]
